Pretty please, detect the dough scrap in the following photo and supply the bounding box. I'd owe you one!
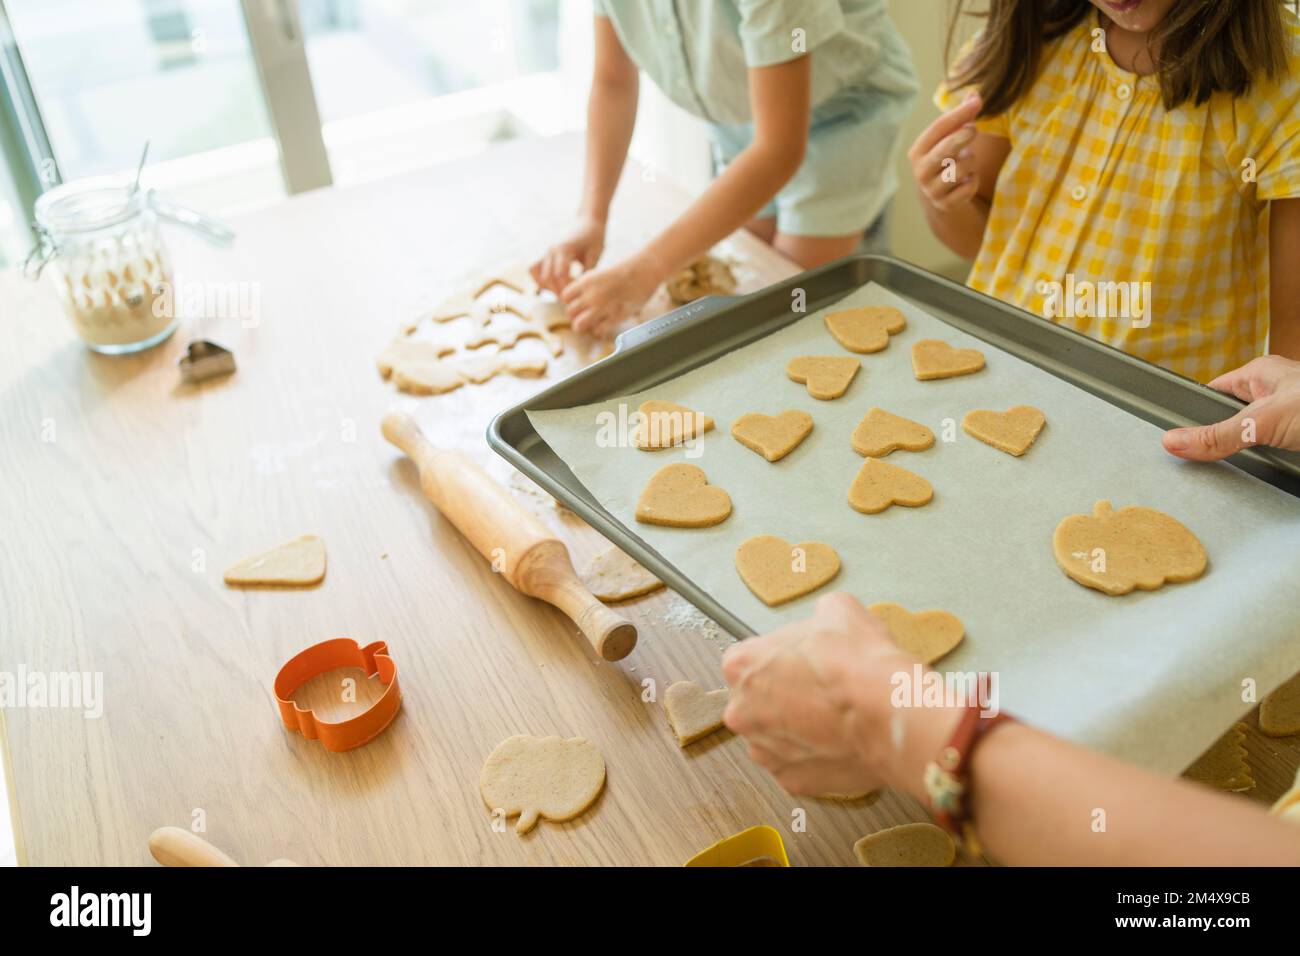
[868,603,965,665]
[735,534,840,606]
[582,547,664,602]
[854,823,955,867]
[662,681,729,747]
[468,316,564,357]
[825,305,906,353]
[818,791,881,805]
[851,408,935,457]
[786,355,861,400]
[1183,723,1254,792]
[963,406,1046,456]
[1052,500,1207,596]
[666,255,737,305]
[224,535,326,587]
[392,358,465,395]
[635,463,732,528]
[1261,672,1300,737]
[911,339,986,380]
[848,458,934,514]
[479,734,606,834]
[376,337,455,379]
[730,410,813,462]
[383,263,563,392]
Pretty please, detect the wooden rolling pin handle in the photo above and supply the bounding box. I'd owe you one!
[148,827,302,866]
[148,827,239,867]
[382,411,637,661]
[515,541,639,662]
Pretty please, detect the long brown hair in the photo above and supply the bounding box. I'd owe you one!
[946,0,1292,116]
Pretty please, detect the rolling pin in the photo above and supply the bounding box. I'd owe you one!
[148,827,298,867]
[382,411,638,661]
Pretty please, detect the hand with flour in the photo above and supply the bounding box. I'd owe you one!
[1163,355,1300,459]
[722,593,933,798]
[725,593,1300,865]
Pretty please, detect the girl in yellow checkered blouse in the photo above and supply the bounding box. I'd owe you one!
[913,0,1300,383]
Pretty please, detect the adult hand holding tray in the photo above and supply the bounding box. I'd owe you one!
[497,262,1300,775]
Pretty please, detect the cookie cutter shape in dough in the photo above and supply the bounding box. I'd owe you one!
[274,638,401,752]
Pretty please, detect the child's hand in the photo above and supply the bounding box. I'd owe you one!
[531,217,606,295]
[1163,355,1300,459]
[909,93,985,214]
[721,593,951,797]
[559,253,662,337]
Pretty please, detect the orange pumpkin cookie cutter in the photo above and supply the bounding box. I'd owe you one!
[274,638,401,752]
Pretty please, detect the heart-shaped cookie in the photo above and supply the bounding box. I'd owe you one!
[635,463,732,528]
[868,603,965,664]
[825,305,907,353]
[735,534,841,606]
[911,339,986,380]
[633,400,715,450]
[1261,672,1300,737]
[662,681,729,747]
[963,406,1046,456]
[851,408,935,457]
[224,535,327,587]
[786,355,860,400]
[848,459,933,514]
[731,410,814,462]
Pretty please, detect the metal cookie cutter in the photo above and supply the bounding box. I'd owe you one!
[684,825,790,867]
[274,639,401,752]
[178,339,236,384]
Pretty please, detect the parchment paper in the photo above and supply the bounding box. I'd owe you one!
[529,283,1300,773]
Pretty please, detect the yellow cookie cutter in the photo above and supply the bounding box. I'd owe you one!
[684,825,789,867]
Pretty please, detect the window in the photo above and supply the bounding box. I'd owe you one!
[0,0,590,250]
[5,0,283,210]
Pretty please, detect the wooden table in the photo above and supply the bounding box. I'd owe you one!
[1,133,1295,866]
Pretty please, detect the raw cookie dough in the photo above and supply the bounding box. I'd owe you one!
[735,534,840,606]
[479,734,607,834]
[224,535,326,587]
[786,355,861,400]
[868,603,965,665]
[854,823,956,867]
[635,463,732,528]
[1052,500,1208,596]
[632,400,715,450]
[662,681,729,747]
[1183,723,1254,792]
[666,255,737,305]
[381,263,569,393]
[1261,672,1300,737]
[851,408,935,457]
[824,305,906,353]
[430,263,538,325]
[911,339,986,380]
[731,410,813,462]
[582,547,665,602]
[392,357,465,395]
[848,458,934,514]
[963,406,1046,456]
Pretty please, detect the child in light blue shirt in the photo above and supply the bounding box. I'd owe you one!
[532,0,918,334]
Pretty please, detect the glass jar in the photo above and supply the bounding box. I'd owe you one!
[27,181,178,354]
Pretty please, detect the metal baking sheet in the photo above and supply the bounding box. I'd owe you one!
[489,256,1300,773]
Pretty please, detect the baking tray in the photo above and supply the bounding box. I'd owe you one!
[488,254,1300,639]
